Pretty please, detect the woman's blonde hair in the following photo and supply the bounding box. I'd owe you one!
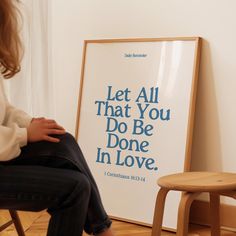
[0,0,22,79]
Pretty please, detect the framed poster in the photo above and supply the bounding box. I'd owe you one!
[75,37,201,229]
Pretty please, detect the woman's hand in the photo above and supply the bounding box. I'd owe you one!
[27,117,66,143]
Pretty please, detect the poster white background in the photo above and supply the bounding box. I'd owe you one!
[77,39,197,227]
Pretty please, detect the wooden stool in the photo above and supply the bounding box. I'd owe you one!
[0,210,25,236]
[151,172,236,236]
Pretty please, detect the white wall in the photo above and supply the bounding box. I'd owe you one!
[51,0,236,177]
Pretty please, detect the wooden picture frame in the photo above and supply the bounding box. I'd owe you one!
[75,37,201,229]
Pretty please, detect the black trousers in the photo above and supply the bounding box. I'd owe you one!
[0,133,111,236]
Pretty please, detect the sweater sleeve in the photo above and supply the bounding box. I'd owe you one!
[0,102,32,161]
[0,124,28,161]
[0,77,32,128]
[0,77,32,161]
[4,101,32,128]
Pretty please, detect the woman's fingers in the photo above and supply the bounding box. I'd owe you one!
[46,129,66,135]
[43,135,60,143]
[28,117,66,143]
[43,119,66,142]
[45,122,65,130]
[43,119,65,131]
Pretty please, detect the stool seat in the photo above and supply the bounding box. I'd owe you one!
[151,171,236,236]
[158,172,236,192]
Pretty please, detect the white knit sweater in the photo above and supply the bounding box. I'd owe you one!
[0,74,32,161]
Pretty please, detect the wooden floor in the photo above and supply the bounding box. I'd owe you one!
[0,210,236,235]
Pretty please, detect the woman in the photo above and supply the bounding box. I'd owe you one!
[0,1,114,235]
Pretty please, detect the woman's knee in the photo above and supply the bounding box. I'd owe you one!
[66,173,91,210]
[58,132,76,144]
[48,172,91,213]
[40,132,78,157]
[66,171,91,196]
[77,173,91,195]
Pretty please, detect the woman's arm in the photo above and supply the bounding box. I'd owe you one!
[0,116,66,161]
[0,79,65,161]
[4,102,32,128]
[0,80,31,160]
[0,124,27,161]
[1,77,32,128]
[0,117,66,162]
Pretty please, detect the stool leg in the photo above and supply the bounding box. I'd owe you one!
[151,188,169,236]
[176,192,200,236]
[209,193,220,236]
[9,210,26,236]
